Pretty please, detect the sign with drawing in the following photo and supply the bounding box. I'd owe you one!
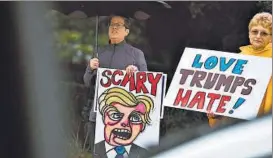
[163,47,272,120]
[93,68,166,158]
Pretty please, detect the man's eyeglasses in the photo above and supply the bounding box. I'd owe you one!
[250,30,271,37]
[109,23,125,29]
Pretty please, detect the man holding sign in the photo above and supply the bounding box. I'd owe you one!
[83,14,148,153]
[208,12,272,127]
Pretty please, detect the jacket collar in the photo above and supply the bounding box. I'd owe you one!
[109,40,126,47]
[239,43,272,55]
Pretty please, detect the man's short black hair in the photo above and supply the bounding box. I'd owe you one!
[108,14,131,29]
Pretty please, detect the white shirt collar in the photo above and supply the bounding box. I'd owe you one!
[105,141,131,154]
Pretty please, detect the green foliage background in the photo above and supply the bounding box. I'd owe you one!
[45,10,148,65]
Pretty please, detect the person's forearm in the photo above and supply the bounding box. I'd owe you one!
[208,116,224,128]
[83,65,95,87]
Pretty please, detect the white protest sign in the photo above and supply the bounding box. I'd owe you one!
[93,68,167,157]
[163,47,272,120]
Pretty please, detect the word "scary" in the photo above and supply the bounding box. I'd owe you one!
[100,69,162,96]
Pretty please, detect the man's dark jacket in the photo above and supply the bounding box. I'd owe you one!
[83,41,147,87]
[82,41,148,121]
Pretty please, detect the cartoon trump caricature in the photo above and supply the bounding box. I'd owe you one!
[94,87,154,158]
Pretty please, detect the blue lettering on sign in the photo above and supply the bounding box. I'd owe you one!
[191,53,248,75]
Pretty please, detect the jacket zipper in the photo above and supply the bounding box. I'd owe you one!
[109,44,116,68]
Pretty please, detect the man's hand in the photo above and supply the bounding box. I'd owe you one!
[89,58,99,70]
[126,65,138,76]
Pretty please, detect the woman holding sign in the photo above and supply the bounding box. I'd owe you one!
[208,12,272,127]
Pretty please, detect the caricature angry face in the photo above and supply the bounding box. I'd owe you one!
[98,87,154,147]
[103,103,146,146]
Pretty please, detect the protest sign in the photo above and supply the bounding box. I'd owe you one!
[163,47,272,120]
[93,68,166,158]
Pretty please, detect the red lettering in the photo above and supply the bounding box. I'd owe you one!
[206,93,221,111]
[172,89,231,113]
[112,70,123,85]
[100,69,163,95]
[136,72,149,94]
[216,95,231,113]
[188,91,205,109]
[173,88,191,107]
[100,70,112,88]
[148,73,162,96]
[120,73,136,92]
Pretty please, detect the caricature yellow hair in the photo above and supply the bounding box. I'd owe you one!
[249,12,272,34]
[98,87,154,124]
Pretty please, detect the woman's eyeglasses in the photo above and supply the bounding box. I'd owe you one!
[250,30,271,37]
